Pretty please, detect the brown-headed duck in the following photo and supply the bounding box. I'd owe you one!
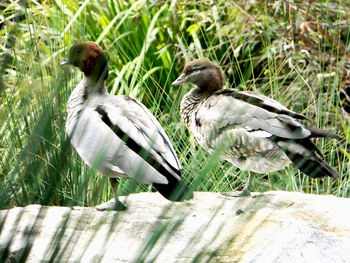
[173,58,340,196]
[61,42,192,210]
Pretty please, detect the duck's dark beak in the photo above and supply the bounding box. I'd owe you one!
[60,58,70,67]
[172,73,187,86]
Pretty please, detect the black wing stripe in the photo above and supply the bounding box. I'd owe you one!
[128,97,182,171]
[95,106,192,201]
[95,106,181,179]
[134,124,181,177]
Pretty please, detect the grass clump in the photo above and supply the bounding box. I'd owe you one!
[0,0,349,207]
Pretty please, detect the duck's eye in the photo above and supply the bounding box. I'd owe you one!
[70,48,81,58]
[188,65,206,74]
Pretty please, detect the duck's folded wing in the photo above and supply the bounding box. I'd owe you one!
[200,90,338,178]
[204,89,311,140]
[219,89,309,120]
[96,96,182,181]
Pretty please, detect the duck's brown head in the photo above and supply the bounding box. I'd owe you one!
[61,41,108,80]
[172,58,223,92]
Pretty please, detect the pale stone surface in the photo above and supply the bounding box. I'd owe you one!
[0,191,350,262]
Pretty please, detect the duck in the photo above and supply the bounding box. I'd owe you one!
[61,42,192,210]
[172,58,340,197]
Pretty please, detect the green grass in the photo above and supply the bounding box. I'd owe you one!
[1,0,349,261]
[1,0,349,209]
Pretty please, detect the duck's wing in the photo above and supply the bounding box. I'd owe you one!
[221,89,309,120]
[204,89,311,140]
[199,89,339,178]
[97,95,181,177]
[95,95,191,200]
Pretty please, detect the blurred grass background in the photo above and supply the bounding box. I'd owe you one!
[0,0,349,211]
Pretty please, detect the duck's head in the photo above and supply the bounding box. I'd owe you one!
[172,58,223,92]
[61,41,108,79]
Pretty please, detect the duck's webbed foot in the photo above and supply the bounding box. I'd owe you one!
[96,178,127,211]
[96,198,127,211]
[221,188,251,197]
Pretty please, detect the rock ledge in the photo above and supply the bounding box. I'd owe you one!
[1,191,350,263]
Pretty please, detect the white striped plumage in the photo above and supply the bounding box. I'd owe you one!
[62,42,191,210]
[66,78,180,184]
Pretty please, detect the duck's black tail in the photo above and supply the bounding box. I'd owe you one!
[278,139,339,178]
[307,127,343,140]
[285,149,339,178]
[153,178,193,202]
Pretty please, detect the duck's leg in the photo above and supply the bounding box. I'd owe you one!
[96,178,127,211]
[109,178,128,210]
[221,172,255,197]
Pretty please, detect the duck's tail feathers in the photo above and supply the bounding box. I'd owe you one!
[285,150,339,178]
[278,140,339,178]
[153,179,193,202]
[307,127,342,140]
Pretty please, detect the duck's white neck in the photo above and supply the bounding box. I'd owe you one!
[71,77,108,102]
[65,77,108,136]
[83,76,108,96]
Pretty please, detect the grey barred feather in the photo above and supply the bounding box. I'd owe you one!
[173,58,340,182]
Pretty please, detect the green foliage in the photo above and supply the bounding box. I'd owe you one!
[0,0,349,211]
[0,0,349,262]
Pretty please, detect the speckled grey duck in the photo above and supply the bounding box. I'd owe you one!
[172,58,340,196]
[61,42,192,210]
